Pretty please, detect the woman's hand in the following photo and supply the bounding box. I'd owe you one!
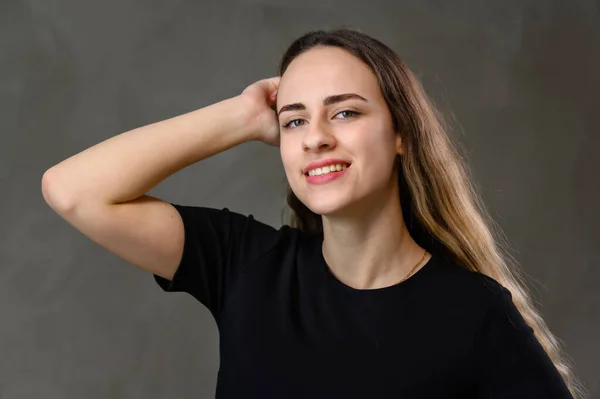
[240,76,281,147]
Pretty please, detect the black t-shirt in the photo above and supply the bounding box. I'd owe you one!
[153,204,572,399]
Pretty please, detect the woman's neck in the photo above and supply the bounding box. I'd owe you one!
[321,189,427,290]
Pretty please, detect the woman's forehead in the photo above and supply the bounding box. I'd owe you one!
[278,49,380,106]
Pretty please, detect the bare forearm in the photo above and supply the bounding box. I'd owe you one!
[42,95,258,210]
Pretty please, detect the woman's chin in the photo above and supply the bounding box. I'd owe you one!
[304,199,352,218]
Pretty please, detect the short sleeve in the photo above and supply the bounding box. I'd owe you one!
[474,285,573,398]
[153,203,285,322]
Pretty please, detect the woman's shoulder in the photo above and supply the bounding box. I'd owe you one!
[427,253,511,305]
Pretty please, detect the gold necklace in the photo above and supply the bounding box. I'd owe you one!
[398,249,428,283]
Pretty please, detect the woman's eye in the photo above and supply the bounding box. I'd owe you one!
[283,119,306,129]
[335,110,358,119]
[282,110,358,129]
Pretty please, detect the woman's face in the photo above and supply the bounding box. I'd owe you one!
[277,46,403,217]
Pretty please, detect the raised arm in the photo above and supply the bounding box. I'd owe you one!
[41,77,280,280]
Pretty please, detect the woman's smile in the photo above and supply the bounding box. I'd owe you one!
[305,164,351,185]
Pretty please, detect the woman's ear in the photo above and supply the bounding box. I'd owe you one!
[395,134,404,156]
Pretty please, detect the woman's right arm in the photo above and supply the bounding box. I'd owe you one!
[41,78,280,281]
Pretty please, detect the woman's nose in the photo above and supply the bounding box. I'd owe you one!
[302,120,336,152]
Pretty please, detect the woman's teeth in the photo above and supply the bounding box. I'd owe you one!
[307,164,348,177]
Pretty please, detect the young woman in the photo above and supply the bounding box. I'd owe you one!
[42,29,582,398]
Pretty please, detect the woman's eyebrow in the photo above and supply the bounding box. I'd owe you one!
[277,93,368,116]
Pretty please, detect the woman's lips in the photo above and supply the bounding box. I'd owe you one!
[304,165,350,185]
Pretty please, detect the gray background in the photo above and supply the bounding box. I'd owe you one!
[1,0,598,397]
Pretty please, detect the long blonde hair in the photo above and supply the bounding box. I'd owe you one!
[278,28,584,398]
